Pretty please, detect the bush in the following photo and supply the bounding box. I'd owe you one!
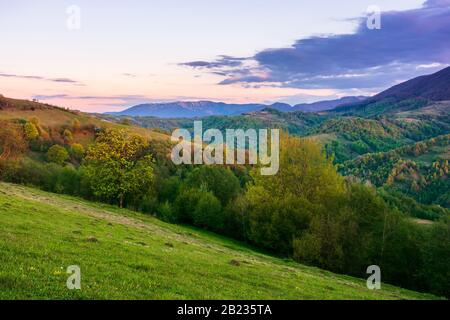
[0,121,27,160]
[63,129,73,143]
[174,186,203,223]
[70,143,85,162]
[47,145,69,165]
[185,166,241,205]
[223,196,249,240]
[193,191,223,232]
[157,176,181,203]
[157,201,176,223]
[24,122,39,140]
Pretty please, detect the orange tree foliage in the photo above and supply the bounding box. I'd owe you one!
[0,120,27,160]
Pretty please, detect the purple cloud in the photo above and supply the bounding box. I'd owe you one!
[32,94,148,102]
[180,55,247,69]
[180,1,450,91]
[0,72,83,85]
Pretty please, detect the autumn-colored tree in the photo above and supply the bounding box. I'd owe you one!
[70,143,85,161]
[120,118,131,126]
[63,129,73,143]
[24,121,39,140]
[29,116,40,126]
[0,121,27,160]
[82,129,154,208]
[72,119,81,131]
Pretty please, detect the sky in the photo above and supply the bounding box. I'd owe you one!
[0,0,449,112]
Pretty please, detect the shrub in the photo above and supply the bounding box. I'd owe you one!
[185,166,241,205]
[70,143,85,161]
[47,145,69,165]
[0,121,27,160]
[193,191,223,232]
[24,122,39,140]
[157,201,176,223]
[63,129,73,143]
[174,186,203,223]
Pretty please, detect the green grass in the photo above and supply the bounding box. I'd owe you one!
[0,182,438,300]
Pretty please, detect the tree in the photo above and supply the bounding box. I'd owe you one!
[46,145,69,165]
[193,191,223,232]
[82,129,154,208]
[0,121,27,160]
[24,121,39,140]
[420,218,450,297]
[294,184,388,273]
[72,119,81,131]
[185,166,241,205]
[120,118,131,126]
[70,143,85,161]
[245,134,346,254]
[63,129,73,143]
[174,186,203,223]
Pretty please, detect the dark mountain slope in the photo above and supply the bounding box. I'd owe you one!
[372,66,450,102]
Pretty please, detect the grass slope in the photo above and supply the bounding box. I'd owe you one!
[0,95,170,144]
[0,183,438,300]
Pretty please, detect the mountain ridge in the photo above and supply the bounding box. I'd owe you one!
[106,96,367,118]
[371,66,450,102]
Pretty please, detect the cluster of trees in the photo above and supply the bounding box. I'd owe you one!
[320,114,450,163]
[332,98,429,117]
[0,123,449,297]
[131,108,326,137]
[319,118,408,162]
[339,134,450,212]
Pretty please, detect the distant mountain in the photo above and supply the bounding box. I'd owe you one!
[333,66,450,116]
[267,102,293,112]
[371,66,450,102]
[108,96,367,118]
[106,101,267,118]
[292,96,367,112]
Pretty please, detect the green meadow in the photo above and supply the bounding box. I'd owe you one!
[0,182,438,300]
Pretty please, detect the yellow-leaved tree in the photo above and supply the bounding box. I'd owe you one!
[82,129,154,208]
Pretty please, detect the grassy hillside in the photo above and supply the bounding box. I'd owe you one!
[0,95,169,144]
[0,182,437,300]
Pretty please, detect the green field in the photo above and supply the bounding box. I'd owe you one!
[0,182,438,299]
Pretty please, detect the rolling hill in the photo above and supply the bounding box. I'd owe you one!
[339,134,450,213]
[0,182,438,300]
[0,95,170,144]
